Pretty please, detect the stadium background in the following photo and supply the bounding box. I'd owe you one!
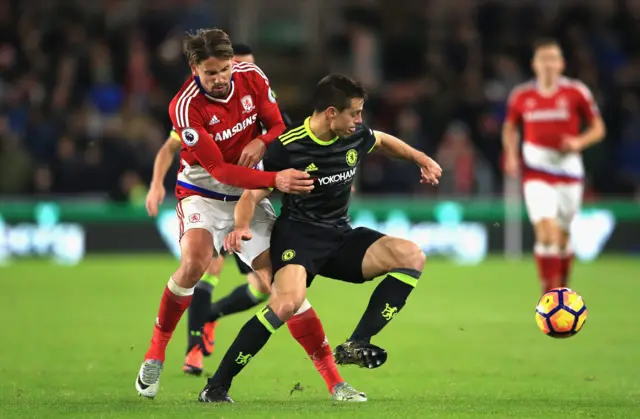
[1,1,639,418]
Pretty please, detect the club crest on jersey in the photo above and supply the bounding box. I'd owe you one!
[525,98,537,109]
[188,213,201,223]
[181,128,199,146]
[346,149,358,167]
[241,95,255,113]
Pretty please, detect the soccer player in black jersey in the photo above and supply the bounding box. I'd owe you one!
[198,74,442,403]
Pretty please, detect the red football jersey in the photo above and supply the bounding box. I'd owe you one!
[505,77,599,183]
[169,61,286,199]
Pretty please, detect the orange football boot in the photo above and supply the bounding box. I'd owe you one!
[202,321,218,356]
[183,346,203,376]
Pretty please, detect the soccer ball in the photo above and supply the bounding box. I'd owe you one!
[535,288,587,338]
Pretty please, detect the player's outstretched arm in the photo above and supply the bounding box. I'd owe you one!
[173,105,313,192]
[146,134,182,216]
[224,188,272,253]
[171,96,282,190]
[183,125,279,189]
[371,130,442,186]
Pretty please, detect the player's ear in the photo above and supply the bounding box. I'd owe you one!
[326,107,338,120]
[190,63,197,75]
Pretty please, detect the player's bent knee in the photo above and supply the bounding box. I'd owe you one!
[407,243,426,271]
[269,284,306,322]
[269,265,307,321]
[180,256,210,284]
[269,298,300,323]
[389,239,425,272]
[179,245,213,284]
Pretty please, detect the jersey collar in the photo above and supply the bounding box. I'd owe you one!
[194,75,235,103]
[305,117,339,146]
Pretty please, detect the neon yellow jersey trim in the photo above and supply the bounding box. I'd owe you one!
[304,117,338,146]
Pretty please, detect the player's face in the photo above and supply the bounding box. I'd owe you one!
[329,98,364,137]
[233,54,255,64]
[192,56,233,97]
[532,45,565,81]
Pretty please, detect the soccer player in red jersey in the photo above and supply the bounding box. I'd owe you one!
[146,44,282,377]
[136,29,364,401]
[502,38,606,292]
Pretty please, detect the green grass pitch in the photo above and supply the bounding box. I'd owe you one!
[1,255,639,418]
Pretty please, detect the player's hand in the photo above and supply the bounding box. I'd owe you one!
[560,136,583,153]
[224,227,252,253]
[238,138,266,168]
[504,154,520,177]
[145,183,166,216]
[419,156,442,186]
[275,169,315,194]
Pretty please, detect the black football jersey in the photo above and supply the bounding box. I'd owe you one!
[263,117,377,227]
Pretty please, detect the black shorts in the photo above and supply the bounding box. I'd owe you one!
[220,250,253,275]
[270,218,385,287]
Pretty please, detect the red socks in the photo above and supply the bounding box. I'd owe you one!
[287,307,343,392]
[534,244,562,292]
[145,279,193,362]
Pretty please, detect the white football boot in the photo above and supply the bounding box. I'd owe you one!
[135,359,163,398]
[331,382,367,402]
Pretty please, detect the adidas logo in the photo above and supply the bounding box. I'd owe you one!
[209,115,220,125]
[305,163,318,172]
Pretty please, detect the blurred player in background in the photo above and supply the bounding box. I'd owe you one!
[136,29,363,402]
[145,43,291,377]
[502,38,606,292]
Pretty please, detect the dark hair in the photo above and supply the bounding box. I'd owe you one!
[532,37,561,52]
[183,28,234,65]
[312,74,367,112]
[232,43,253,56]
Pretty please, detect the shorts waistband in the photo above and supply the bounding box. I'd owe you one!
[177,180,241,202]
